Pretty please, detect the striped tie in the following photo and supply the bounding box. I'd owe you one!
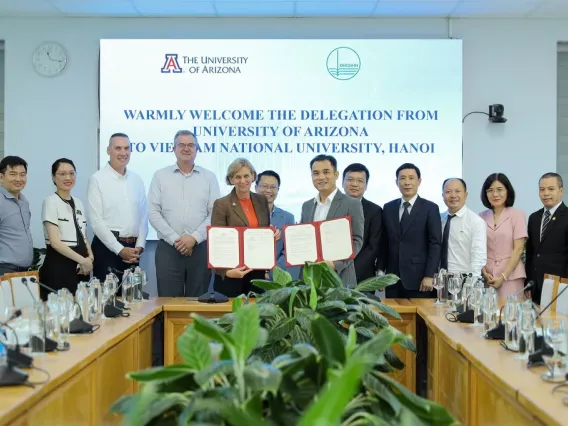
[541,210,551,241]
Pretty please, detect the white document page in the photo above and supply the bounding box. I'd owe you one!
[284,224,318,266]
[208,227,240,268]
[320,218,353,261]
[243,228,276,270]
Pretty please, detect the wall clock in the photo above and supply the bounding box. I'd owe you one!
[32,42,67,77]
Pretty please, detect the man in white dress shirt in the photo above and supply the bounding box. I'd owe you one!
[440,178,486,276]
[87,133,148,284]
[148,130,220,297]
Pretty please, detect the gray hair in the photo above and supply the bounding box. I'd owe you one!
[173,130,198,147]
[226,158,256,186]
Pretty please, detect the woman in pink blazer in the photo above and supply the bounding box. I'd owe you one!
[479,173,527,298]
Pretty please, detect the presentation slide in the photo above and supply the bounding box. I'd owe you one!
[99,39,462,240]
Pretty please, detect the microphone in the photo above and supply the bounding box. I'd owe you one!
[0,314,33,369]
[198,273,229,304]
[29,278,95,335]
[486,281,535,340]
[527,281,568,366]
[20,278,58,352]
[0,342,28,387]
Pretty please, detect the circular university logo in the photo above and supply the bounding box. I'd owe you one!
[326,47,361,80]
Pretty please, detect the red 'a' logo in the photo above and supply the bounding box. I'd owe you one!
[161,54,182,73]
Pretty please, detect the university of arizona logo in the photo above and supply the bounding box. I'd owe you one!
[161,54,182,73]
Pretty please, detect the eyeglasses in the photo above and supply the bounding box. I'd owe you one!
[56,172,76,178]
[486,188,506,195]
[176,143,197,150]
[346,178,366,185]
[259,184,279,191]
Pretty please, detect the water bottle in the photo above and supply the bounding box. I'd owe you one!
[461,274,473,310]
[88,279,102,324]
[123,270,134,305]
[438,268,448,303]
[29,301,46,355]
[132,267,143,302]
[76,282,90,321]
[105,274,117,307]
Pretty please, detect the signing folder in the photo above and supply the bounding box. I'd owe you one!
[283,216,354,266]
[207,226,276,270]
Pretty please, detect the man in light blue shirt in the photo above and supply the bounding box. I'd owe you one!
[148,130,220,297]
[0,156,33,275]
[255,170,300,280]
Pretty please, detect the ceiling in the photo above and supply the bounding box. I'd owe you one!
[0,0,567,18]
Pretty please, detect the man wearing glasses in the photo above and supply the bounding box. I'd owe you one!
[148,130,220,297]
[255,170,299,279]
[342,163,382,282]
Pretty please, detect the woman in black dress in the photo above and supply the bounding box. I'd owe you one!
[39,159,94,300]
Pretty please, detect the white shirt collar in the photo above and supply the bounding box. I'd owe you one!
[316,187,338,206]
[105,162,128,179]
[173,163,200,175]
[444,204,468,219]
[401,194,418,207]
[546,201,563,217]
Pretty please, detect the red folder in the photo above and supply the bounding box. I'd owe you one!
[283,216,355,267]
[206,226,276,270]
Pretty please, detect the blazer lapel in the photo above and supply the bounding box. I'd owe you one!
[540,203,566,245]
[326,190,344,219]
[493,208,512,231]
[230,189,248,226]
[251,194,269,227]
[401,196,423,236]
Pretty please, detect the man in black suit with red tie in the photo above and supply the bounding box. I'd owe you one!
[342,163,382,283]
[380,163,442,298]
[525,172,568,304]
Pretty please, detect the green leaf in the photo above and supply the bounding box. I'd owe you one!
[243,361,282,394]
[355,274,399,292]
[290,325,312,345]
[192,313,237,350]
[352,327,397,371]
[361,298,402,320]
[345,325,357,358]
[320,263,343,289]
[309,282,318,310]
[258,303,281,318]
[273,267,293,287]
[127,364,193,382]
[110,395,133,414]
[398,335,417,353]
[325,288,352,301]
[289,287,299,316]
[361,304,389,328]
[231,304,260,362]
[194,359,235,386]
[251,280,284,291]
[122,390,188,426]
[232,296,244,312]
[363,372,402,416]
[317,300,347,311]
[256,327,269,348]
[267,318,296,343]
[385,348,405,370]
[293,342,320,358]
[258,287,295,305]
[298,352,363,426]
[310,314,346,365]
[177,325,212,371]
[303,262,323,289]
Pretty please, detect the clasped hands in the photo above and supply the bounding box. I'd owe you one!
[226,228,281,279]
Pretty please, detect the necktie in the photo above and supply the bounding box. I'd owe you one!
[541,210,551,241]
[400,201,411,230]
[440,214,456,270]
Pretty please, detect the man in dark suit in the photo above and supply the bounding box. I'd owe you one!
[342,163,382,282]
[300,155,364,288]
[380,163,442,298]
[526,172,568,304]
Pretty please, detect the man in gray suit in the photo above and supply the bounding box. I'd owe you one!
[300,154,364,287]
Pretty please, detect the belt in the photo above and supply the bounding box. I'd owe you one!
[0,263,30,272]
[118,236,138,244]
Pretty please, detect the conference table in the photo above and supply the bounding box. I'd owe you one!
[0,297,566,426]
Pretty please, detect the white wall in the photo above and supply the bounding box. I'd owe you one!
[0,17,565,293]
[0,48,4,160]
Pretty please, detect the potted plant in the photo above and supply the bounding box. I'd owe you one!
[112,263,456,425]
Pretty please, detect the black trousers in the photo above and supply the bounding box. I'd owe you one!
[155,240,210,297]
[385,279,436,299]
[0,263,30,275]
[92,236,137,287]
[214,270,266,298]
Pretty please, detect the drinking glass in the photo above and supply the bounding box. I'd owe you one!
[541,318,567,382]
[504,294,519,350]
[517,301,536,360]
[447,277,461,311]
[433,273,445,305]
[482,287,499,336]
